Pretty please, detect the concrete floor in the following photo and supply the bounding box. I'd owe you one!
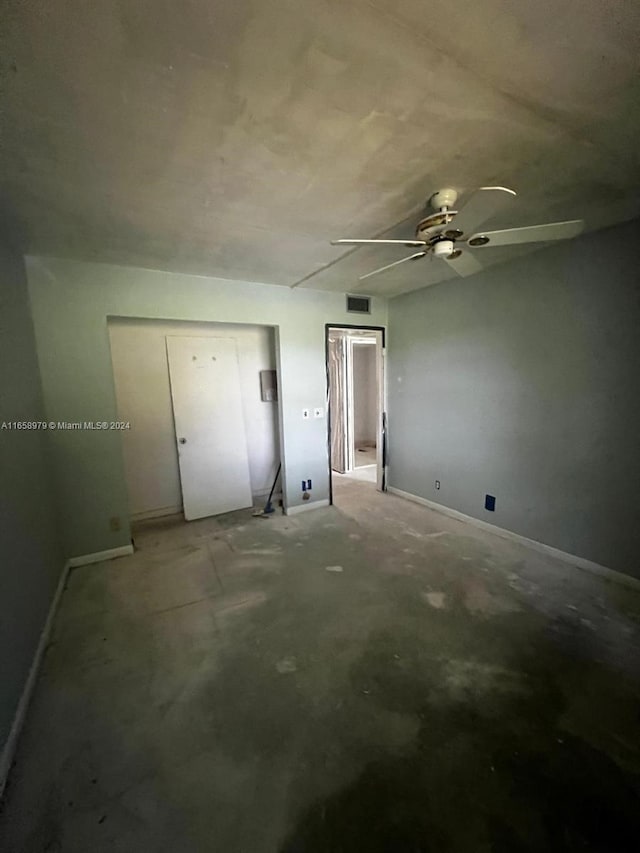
[1,479,640,852]
[335,466,376,484]
[354,446,376,468]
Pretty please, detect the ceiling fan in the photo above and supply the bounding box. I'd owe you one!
[331,187,584,281]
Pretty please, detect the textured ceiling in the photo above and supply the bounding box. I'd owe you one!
[1,0,640,296]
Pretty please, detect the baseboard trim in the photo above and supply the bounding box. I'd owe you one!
[0,558,71,799]
[387,487,640,591]
[67,544,134,568]
[285,498,330,516]
[131,505,182,522]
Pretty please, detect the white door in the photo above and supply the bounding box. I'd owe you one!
[166,336,252,520]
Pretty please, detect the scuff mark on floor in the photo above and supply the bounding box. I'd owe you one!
[463,578,522,616]
[239,547,283,556]
[423,591,447,609]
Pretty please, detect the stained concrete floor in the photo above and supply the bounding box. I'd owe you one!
[1,479,640,852]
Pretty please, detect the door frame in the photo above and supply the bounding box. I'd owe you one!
[348,336,380,474]
[107,316,284,526]
[325,323,387,506]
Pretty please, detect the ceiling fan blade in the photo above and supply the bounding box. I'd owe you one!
[331,239,426,247]
[466,219,584,248]
[443,249,484,278]
[451,187,517,238]
[358,252,426,281]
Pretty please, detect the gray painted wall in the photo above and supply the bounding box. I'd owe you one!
[25,257,386,558]
[388,219,640,577]
[0,241,64,766]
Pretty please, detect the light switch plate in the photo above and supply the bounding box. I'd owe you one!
[313,407,324,418]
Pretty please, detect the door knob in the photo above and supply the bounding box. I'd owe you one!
[179,437,187,444]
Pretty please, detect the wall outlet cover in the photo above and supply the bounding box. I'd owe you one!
[302,408,310,419]
[485,494,496,512]
[313,407,324,418]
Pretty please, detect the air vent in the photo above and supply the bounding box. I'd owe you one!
[346,294,371,314]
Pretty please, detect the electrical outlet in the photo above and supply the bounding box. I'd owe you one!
[109,516,121,532]
[313,407,324,418]
[302,408,310,419]
[435,480,441,490]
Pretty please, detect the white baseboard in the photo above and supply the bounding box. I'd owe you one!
[131,505,182,522]
[285,498,330,516]
[0,559,71,799]
[67,544,134,568]
[388,487,640,591]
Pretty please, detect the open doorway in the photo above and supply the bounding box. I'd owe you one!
[326,325,386,505]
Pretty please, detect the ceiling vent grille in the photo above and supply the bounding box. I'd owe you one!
[346,294,371,314]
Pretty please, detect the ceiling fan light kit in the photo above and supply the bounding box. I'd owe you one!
[432,239,456,258]
[331,186,585,282]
